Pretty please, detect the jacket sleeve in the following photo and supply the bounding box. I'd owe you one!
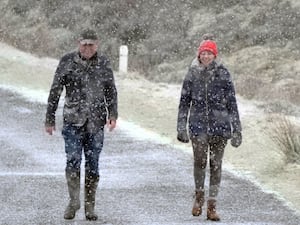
[103,58,118,120]
[177,68,193,132]
[45,57,67,126]
[224,68,242,133]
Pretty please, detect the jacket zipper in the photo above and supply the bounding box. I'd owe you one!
[205,80,210,135]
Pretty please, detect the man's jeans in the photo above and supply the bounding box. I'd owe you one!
[62,123,104,177]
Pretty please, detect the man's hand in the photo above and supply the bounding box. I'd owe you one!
[231,131,242,148]
[45,126,56,135]
[177,130,189,143]
[107,119,116,132]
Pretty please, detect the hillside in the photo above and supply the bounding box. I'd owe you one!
[0,0,299,110]
[1,0,299,114]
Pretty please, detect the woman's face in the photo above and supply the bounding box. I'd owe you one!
[199,50,215,67]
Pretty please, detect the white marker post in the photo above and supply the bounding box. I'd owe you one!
[119,45,128,75]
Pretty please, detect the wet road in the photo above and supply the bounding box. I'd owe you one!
[1,89,299,225]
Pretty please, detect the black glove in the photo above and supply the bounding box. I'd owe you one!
[231,131,242,148]
[177,130,189,143]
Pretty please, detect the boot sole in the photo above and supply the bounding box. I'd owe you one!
[207,217,220,221]
[85,215,98,221]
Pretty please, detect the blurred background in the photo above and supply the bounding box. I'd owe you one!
[0,0,299,115]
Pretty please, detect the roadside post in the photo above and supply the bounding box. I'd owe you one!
[119,45,128,75]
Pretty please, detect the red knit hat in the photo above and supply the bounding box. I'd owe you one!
[198,40,218,57]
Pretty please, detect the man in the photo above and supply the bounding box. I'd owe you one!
[45,28,118,221]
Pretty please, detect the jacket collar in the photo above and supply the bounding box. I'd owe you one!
[191,57,217,71]
[74,52,99,67]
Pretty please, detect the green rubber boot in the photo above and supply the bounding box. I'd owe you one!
[64,171,81,220]
[84,175,99,221]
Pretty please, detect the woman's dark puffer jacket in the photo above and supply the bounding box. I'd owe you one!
[177,59,241,139]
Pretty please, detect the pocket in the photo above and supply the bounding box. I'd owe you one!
[64,101,79,114]
[63,100,81,123]
[212,108,229,123]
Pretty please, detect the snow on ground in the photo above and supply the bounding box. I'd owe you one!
[0,42,299,216]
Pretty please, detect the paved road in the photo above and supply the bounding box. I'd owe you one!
[1,89,299,225]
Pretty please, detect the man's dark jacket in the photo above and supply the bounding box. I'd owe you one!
[177,59,241,139]
[45,51,118,133]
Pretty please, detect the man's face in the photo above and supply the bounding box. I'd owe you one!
[78,41,98,59]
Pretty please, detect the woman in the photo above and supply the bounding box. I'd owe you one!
[177,36,242,221]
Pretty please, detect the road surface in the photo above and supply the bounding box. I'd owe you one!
[0,89,299,225]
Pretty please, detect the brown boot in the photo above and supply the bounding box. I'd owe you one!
[192,191,204,216]
[207,199,220,221]
[85,175,99,221]
[64,171,81,220]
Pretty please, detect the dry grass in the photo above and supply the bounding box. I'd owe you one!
[1,0,300,112]
[268,115,300,164]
